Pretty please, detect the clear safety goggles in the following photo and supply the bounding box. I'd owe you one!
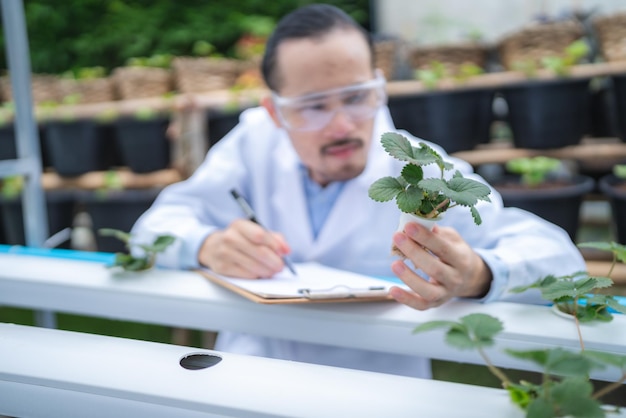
[271,71,387,132]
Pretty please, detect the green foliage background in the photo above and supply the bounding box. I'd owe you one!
[0,0,370,75]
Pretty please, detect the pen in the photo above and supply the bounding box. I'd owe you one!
[230,189,298,275]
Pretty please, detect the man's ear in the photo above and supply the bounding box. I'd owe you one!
[261,96,282,128]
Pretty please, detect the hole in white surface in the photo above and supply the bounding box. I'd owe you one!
[180,353,222,370]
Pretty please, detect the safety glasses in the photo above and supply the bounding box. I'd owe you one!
[271,71,387,132]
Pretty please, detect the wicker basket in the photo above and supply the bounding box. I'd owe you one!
[498,20,584,70]
[408,42,487,76]
[593,12,626,62]
[374,40,399,80]
[112,67,173,100]
[58,77,115,104]
[0,74,63,104]
[172,57,241,94]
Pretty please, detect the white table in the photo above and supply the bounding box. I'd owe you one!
[0,323,535,418]
[1,252,625,382]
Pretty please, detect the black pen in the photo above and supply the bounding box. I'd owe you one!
[230,189,298,275]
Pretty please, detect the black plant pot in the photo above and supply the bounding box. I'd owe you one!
[588,79,619,139]
[599,174,626,245]
[207,109,242,148]
[612,74,626,143]
[0,124,17,160]
[501,78,592,149]
[0,189,76,248]
[114,117,170,173]
[494,175,595,241]
[44,119,108,176]
[78,188,161,253]
[388,88,495,153]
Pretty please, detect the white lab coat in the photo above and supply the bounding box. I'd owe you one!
[131,106,586,378]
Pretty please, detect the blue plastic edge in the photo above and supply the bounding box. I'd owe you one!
[0,244,116,264]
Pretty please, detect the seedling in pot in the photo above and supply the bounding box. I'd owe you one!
[368,132,491,225]
[505,156,562,187]
[613,164,626,180]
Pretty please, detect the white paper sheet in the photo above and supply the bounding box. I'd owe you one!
[203,262,406,299]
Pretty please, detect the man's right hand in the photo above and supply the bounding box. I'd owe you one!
[198,219,292,279]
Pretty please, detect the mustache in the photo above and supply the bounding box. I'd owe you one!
[320,138,364,154]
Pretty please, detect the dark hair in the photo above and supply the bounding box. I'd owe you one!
[261,3,374,91]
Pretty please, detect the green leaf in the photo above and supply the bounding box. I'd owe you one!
[564,39,590,63]
[506,348,598,377]
[416,69,439,90]
[112,252,134,267]
[606,297,626,315]
[368,176,405,202]
[396,185,424,214]
[443,314,503,350]
[526,397,556,418]
[380,132,416,161]
[583,350,626,370]
[412,144,453,171]
[578,241,615,252]
[445,175,492,205]
[507,382,538,410]
[575,304,613,323]
[99,228,175,273]
[124,257,152,272]
[614,164,626,179]
[552,377,604,418]
[505,156,561,186]
[541,277,599,300]
[470,206,482,226]
[590,276,615,289]
[419,176,491,207]
[460,313,503,341]
[413,315,502,351]
[401,164,423,185]
[413,320,458,334]
[445,326,477,350]
[149,235,176,252]
[578,241,626,263]
[418,178,449,195]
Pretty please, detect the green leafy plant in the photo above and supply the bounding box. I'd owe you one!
[98,228,176,272]
[513,39,590,78]
[0,102,14,127]
[613,164,626,180]
[95,107,120,124]
[415,61,447,90]
[126,54,173,69]
[134,106,159,121]
[368,132,491,225]
[505,156,562,187]
[541,39,590,77]
[0,175,23,199]
[34,100,60,122]
[192,40,221,58]
[415,60,484,89]
[95,170,124,200]
[414,242,626,417]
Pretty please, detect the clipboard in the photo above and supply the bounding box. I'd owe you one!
[197,262,403,304]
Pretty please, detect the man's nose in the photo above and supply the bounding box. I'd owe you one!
[324,108,356,137]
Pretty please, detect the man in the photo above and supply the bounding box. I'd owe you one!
[131,4,585,378]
